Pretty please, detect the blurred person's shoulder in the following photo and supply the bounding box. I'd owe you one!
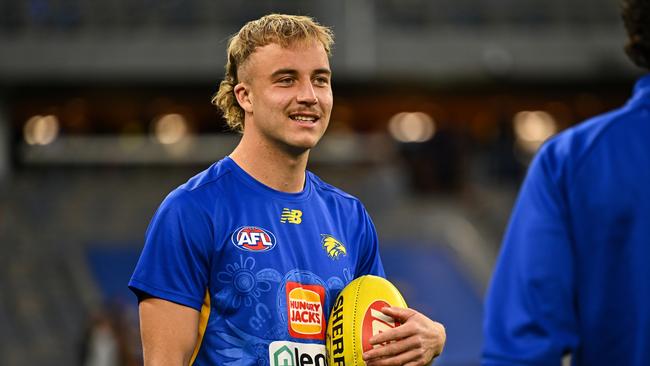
[537,76,650,176]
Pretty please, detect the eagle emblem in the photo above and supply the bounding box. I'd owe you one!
[321,234,347,260]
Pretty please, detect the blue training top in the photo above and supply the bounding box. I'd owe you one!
[483,75,650,366]
[129,157,385,366]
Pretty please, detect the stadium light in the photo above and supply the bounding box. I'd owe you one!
[24,115,60,146]
[153,113,188,144]
[388,112,436,143]
[513,110,557,153]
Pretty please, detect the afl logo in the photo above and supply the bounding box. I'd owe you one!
[231,226,277,252]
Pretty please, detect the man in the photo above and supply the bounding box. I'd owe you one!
[482,1,650,365]
[129,14,445,366]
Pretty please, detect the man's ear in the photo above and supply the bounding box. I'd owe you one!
[234,83,253,113]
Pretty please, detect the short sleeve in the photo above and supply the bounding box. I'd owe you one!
[128,189,213,311]
[482,146,579,365]
[355,204,385,278]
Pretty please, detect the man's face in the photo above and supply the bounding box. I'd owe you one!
[235,40,333,154]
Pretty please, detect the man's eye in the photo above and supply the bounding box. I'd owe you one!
[314,77,330,86]
[278,78,294,85]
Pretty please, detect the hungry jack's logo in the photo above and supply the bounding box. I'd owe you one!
[281,208,303,224]
[286,282,326,340]
[321,235,347,260]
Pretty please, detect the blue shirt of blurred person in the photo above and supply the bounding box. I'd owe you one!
[483,74,650,366]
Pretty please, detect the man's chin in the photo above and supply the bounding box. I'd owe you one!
[285,143,316,156]
[283,137,322,155]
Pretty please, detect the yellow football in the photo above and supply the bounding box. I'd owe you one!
[326,275,408,366]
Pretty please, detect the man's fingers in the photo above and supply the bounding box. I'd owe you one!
[362,335,418,361]
[364,306,445,366]
[368,321,416,345]
[368,307,421,345]
[377,306,417,322]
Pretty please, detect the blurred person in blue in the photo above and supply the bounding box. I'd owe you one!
[128,14,445,366]
[482,0,650,365]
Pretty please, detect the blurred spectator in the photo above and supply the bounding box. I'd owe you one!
[483,0,650,365]
[80,305,139,366]
[80,311,119,366]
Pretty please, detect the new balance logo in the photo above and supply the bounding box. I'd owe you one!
[281,208,303,224]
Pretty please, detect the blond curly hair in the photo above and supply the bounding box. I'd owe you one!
[212,14,334,133]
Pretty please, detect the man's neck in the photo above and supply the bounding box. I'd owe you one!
[229,135,310,193]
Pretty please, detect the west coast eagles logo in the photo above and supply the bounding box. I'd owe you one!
[321,234,347,260]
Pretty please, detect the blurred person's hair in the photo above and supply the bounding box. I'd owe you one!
[622,0,650,69]
[212,14,334,133]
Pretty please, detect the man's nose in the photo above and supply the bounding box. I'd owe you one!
[296,81,318,105]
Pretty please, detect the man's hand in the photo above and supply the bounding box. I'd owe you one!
[362,307,445,366]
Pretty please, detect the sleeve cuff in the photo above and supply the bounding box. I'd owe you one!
[128,278,204,311]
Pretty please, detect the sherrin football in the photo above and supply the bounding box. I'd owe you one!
[326,275,408,366]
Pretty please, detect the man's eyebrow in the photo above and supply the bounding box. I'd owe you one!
[270,68,298,78]
[270,68,332,78]
[313,68,332,76]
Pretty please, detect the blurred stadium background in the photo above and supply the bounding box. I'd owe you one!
[0,0,640,365]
